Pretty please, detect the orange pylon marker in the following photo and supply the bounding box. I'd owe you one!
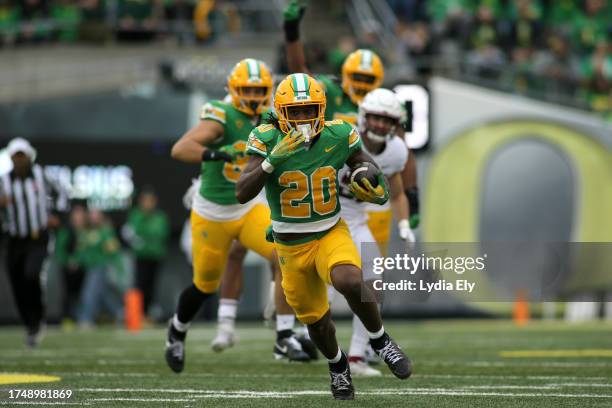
[125,289,143,332]
[513,290,530,326]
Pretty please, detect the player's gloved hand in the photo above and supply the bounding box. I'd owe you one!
[409,213,420,229]
[219,145,244,161]
[265,225,274,243]
[262,129,306,172]
[283,0,308,42]
[202,149,233,162]
[349,172,389,205]
[398,219,416,243]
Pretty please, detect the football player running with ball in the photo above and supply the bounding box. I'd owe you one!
[165,59,310,374]
[237,73,411,400]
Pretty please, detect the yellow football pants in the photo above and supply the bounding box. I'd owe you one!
[366,209,392,257]
[274,220,361,324]
[191,203,274,293]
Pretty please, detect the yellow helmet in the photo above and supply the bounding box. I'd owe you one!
[274,73,326,138]
[227,58,273,116]
[341,49,384,105]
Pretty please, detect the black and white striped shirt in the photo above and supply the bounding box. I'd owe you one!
[0,164,68,239]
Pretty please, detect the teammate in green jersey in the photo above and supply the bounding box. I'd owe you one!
[165,60,311,374]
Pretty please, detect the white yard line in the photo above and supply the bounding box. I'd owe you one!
[75,387,612,399]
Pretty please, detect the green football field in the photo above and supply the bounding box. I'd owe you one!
[1,320,612,407]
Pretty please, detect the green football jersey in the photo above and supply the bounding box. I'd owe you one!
[247,120,362,233]
[199,100,268,205]
[317,75,359,126]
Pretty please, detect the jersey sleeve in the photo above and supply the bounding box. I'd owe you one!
[200,100,227,125]
[347,126,362,156]
[246,124,275,157]
[387,137,409,175]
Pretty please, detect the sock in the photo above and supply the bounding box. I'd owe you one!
[276,314,295,332]
[217,298,238,328]
[368,326,389,350]
[171,315,188,341]
[348,314,369,359]
[328,349,348,373]
[176,284,212,329]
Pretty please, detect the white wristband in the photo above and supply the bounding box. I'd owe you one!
[261,159,275,174]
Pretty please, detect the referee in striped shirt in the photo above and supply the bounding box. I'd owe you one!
[0,138,67,348]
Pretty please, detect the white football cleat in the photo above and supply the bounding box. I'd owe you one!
[349,359,382,377]
[211,325,237,352]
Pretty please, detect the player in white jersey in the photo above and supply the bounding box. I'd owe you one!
[338,88,415,376]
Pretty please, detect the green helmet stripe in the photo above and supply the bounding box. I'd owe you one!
[360,50,373,71]
[246,59,260,80]
[292,73,310,101]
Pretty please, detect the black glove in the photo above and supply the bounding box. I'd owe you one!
[202,149,232,162]
[405,187,420,228]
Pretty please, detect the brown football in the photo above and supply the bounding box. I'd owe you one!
[350,162,379,189]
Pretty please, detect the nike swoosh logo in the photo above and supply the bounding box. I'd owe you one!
[325,145,337,153]
[276,345,288,354]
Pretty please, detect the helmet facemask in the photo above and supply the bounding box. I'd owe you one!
[229,85,271,116]
[360,113,399,144]
[278,103,325,144]
[345,73,378,104]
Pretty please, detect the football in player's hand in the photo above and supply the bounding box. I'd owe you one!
[350,162,379,189]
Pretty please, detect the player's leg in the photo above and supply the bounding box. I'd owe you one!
[165,211,236,373]
[274,238,353,399]
[366,209,392,257]
[319,220,412,380]
[238,204,310,361]
[211,240,246,352]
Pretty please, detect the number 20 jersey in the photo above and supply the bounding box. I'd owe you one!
[247,120,362,233]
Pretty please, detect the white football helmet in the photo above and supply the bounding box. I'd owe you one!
[358,88,404,143]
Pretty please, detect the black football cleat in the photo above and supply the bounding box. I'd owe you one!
[371,334,412,379]
[329,364,355,400]
[165,320,185,373]
[273,335,311,362]
[296,333,319,360]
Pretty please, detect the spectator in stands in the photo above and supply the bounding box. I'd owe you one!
[55,202,87,326]
[77,0,109,43]
[121,187,169,320]
[51,0,81,42]
[0,0,19,46]
[116,0,163,42]
[579,39,611,114]
[76,208,123,328]
[18,0,52,44]
[397,20,435,77]
[163,0,194,45]
[465,3,505,79]
[571,0,609,56]
[532,31,581,96]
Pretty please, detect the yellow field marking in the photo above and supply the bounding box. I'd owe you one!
[500,350,612,358]
[0,373,61,384]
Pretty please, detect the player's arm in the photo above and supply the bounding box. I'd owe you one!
[237,128,306,203]
[401,148,420,228]
[171,120,231,163]
[389,172,415,242]
[283,0,311,74]
[236,155,268,204]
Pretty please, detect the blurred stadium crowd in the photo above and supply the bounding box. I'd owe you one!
[0,1,609,115]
